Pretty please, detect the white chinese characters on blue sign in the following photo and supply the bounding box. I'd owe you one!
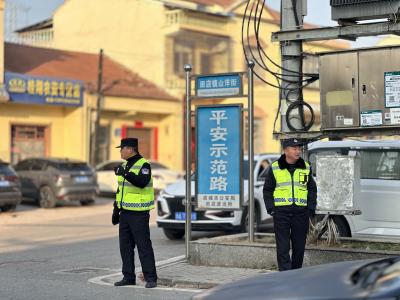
[196,74,241,98]
[196,105,241,210]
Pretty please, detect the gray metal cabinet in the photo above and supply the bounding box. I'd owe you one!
[320,46,400,130]
[320,52,359,129]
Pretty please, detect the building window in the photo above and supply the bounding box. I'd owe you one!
[201,53,211,74]
[11,125,48,164]
[174,41,194,76]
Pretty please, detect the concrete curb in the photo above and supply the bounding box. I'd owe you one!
[189,233,400,269]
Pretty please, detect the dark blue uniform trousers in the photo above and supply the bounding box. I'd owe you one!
[273,209,309,271]
[119,210,157,282]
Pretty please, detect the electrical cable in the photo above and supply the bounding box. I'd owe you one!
[243,1,316,90]
[241,0,317,131]
[245,0,317,81]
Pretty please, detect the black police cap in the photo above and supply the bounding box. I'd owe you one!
[116,138,138,148]
[281,138,305,149]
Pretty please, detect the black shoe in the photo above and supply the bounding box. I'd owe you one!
[145,281,157,288]
[114,278,136,286]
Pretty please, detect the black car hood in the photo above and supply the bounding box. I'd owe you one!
[196,259,376,300]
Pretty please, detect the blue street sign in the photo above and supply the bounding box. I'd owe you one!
[196,105,242,210]
[195,73,242,98]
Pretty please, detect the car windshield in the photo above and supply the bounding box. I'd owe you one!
[374,257,400,288]
[352,257,400,289]
[51,162,91,172]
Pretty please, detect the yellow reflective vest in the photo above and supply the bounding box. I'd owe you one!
[116,158,154,211]
[271,160,310,207]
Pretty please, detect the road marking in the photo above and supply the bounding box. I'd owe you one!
[88,255,202,292]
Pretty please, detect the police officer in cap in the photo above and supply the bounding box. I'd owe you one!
[112,138,157,288]
[263,138,317,271]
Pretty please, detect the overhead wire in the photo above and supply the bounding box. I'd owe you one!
[242,0,318,131]
[243,0,317,85]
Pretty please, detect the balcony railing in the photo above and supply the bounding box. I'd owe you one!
[165,10,229,35]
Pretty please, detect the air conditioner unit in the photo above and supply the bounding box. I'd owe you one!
[330,0,400,22]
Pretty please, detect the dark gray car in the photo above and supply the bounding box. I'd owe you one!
[14,158,98,208]
[0,161,22,212]
[193,256,400,300]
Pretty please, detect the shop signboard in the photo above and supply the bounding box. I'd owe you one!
[5,72,83,107]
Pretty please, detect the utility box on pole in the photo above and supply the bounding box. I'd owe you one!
[320,45,400,130]
[331,0,400,22]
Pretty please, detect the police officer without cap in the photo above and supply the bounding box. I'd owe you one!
[112,138,157,288]
[263,138,317,271]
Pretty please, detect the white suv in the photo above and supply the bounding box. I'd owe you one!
[156,154,279,239]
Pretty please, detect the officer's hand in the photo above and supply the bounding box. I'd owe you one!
[114,165,125,176]
[112,210,120,225]
[267,208,274,216]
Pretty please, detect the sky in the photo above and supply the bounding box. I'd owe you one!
[6,0,382,47]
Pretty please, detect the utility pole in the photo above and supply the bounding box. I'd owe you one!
[90,49,104,166]
[280,0,305,132]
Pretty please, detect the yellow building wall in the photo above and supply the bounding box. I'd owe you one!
[0,103,87,162]
[97,95,183,169]
[52,0,166,89]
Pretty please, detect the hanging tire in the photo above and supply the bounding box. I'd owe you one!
[332,216,351,237]
[163,228,185,240]
[39,186,56,208]
[312,215,351,238]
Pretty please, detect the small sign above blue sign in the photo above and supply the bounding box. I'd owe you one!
[195,73,242,98]
[5,72,84,107]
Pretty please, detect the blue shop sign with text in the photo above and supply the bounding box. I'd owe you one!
[196,105,242,210]
[196,73,242,98]
[5,72,83,107]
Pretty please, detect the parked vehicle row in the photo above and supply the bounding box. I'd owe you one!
[13,158,98,208]
[0,157,183,211]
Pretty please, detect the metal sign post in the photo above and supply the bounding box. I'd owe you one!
[184,64,192,259]
[247,61,255,242]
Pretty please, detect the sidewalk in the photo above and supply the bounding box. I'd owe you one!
[100,256,271,289]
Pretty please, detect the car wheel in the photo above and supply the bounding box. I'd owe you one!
[80,200,95,206]
[163,228,185,240]
[1,204,17,212]
[240,206,260,233]
[39,186,57,208]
